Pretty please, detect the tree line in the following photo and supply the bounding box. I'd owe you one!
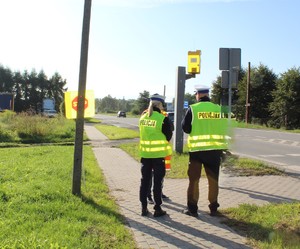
[1,63,299,129]
[211,64,300,129]
[96,63,300,130]
[0,64,67,113]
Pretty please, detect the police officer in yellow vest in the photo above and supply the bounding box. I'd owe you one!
[139,94,173,217]
[181,85,229,217]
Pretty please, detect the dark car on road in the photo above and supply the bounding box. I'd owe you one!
[117,111,126,117]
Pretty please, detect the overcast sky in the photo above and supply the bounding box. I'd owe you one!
[1,0,299,101]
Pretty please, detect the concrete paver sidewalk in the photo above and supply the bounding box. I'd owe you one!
[84,124,300,249]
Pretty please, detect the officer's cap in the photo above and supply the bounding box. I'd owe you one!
[194,85,210,94]
[150,93,165,103]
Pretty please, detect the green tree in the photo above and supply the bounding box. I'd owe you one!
[22,70,31,111]
[98,95,119,113]
[0,65,14,92]
[48,72,67,112]
[236,64,277,125]
[95,96,135,114]
[211,69,245,116]
[28,69,40,112]
[211,76,223,105]
[95,98,101,113]
[269,67,300,129]
[125,99,136,113]
[37,70,49,110]
[132,90,150,115]
[184,93,196,106]
[118,97,130,112]
[12,71,24,112]
[0,65,67,113]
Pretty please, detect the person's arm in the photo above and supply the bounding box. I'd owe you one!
[181,108,192,134]
[162,117,173,142]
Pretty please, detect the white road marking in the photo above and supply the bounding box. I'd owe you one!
[259,154,284,158]
[286,154,300,157]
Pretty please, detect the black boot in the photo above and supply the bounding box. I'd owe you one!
[153,207,167,217]
[141,208,149,216]
[209,202,220,216]
[182,209,198,217]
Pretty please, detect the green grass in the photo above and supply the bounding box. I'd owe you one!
[119,142,190,178]
[222,203,300,249]
[1,115,298,249]
[0,145,136,248]
[119,142,285,178]
[233,120,300,133]
[95,124,139,140]
[85,117,101,123]
[222,153,286,176]
[118,138,299,249]
[0,111,76,143]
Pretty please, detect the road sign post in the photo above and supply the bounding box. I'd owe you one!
[219,48,241,118]
[72,0,92,196]
[174,50,200,153]
[174,67,186,154]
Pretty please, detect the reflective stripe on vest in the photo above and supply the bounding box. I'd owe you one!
[140,140,171,153]
[188,134,227,140]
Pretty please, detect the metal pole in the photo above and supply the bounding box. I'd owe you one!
[245,62,250,124]
[72,0,92,195]
[173,67,186,153]
[228,67,232,119]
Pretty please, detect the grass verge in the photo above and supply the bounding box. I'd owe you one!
[95,124,139,140]
[233,120,300,133]
[0,111,76,143]
[0,145,135,248]
[221,203,300,249]
[119,142,286,178]
[222,153,286,176]
[119,142,190,178]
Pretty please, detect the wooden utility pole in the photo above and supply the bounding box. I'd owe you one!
[245,62,251,124]
[72,0,92,195]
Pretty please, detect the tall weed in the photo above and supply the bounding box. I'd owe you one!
[0,112,75,143]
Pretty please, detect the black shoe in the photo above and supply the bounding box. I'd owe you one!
[153,209,167,217]
[182,209,198,217]
[141,208,149,216]
[148,197,154,204]
[209,202,220,216]
[210,210,221,216]
[162,194,169,199]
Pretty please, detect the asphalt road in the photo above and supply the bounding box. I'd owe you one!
[95,114,300,175]
[232,128,300,174]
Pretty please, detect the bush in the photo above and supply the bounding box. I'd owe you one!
[0,112,76,143]
[0,124,19,142]
[0,111,19,142]
[0,110,16,123]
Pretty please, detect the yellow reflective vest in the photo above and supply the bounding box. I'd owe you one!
[139,111,172,158]
[187,102,229,152]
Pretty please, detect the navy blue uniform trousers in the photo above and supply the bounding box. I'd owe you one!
[140,158,165,211]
